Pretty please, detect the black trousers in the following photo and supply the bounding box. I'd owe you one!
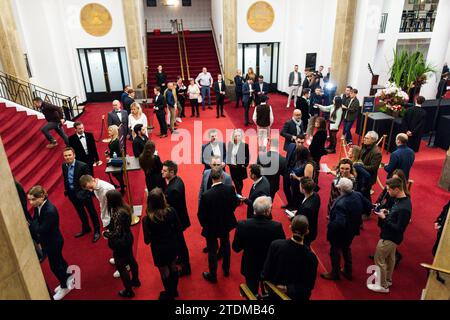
[330,242,353,275]
[244,101,250,124]
[114,248,139,291]
[235,91,243,108]
[206,234,230,277]
[190,99,200,116]
[216,95,225,116]
[45,241,69,288]
[67,190,100,233]
[283,173,294,207]
[155,111,168,135]
[177,231,190,269]
[328,129,338,150]
[245,274,260,295]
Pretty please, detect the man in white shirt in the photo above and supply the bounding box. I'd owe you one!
[196,67,214,110]
[201,129,226,171]
[80,175,115,228]
[287,65,302,108]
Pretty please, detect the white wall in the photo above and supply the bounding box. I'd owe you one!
[12,0,132,102]
[237,0,337,94]
[211,0,224,66]
[145,0,211,32]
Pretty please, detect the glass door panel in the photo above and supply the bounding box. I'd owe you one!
[243,44,257,75]
[104,49,123,92]
[87,50,107,92]
[259,44,272,81]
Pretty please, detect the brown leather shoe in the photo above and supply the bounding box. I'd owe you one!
[46,142,58,149]
[320,272,340,280]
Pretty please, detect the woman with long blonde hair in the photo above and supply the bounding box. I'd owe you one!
[128,102,148,138]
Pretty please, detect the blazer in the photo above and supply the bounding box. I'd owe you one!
[296,193,321,243]
[29,200,64,250]
[289,71,302,87]
[257,151,287,195]
[68,132,100,166]
[198,183,238,238]
[242,82,254,103]
[62,160,91,198]
[281,119,303,151]
[343,97,360,122]
[234,75,244,93]
[309,130,328,159]
[361,144,382,186]
[165,176,191,231]
[132,135,148,158]
[156,72,167,87]
[199,169,233,201]
[232,215,286,278]
[214,81,227,96]
[201,142,227,170]
[123,96,134,113]
[226,142,250,167]
[295,97,310,129]
[41,102,64,123]
[108,110,129,136]
[153,94,165,114]
[384,145,415,180]
[255,82,269,96]
[244,177,271,218]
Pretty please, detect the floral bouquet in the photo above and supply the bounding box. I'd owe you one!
[376,82,409,117]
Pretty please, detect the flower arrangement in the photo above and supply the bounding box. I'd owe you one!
[376,82,409,117]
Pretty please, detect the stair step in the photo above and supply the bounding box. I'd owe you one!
[3,116,42,148]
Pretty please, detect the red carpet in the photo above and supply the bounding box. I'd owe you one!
[4,92,446,300]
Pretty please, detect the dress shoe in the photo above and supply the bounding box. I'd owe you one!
[340,270,353,280]
[202,247,208,253]
[74,230,91,238]
[159,291,174,300]
[119,289,135,298]
[223,270,230,277]
[92,232,100,243]
[202,272,217,283]
[320,272,340,280]
[367,284,389,293]
[216,115,220,118]
[46,142,58,149]
[369,255,375,260]
[179,266,191,277]
[221,114,226,118]
[53,287,73,300]
[208,106,213,110]
[131,279,141,288]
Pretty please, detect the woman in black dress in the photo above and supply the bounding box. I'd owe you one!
[226,129,250,195]
[104,190,140,298]
[176,76,187,118]
[139,140,166,192]
[106,125,125,193]
[308,117,328,184]
[289,146,315,208]
[142,188,182,300]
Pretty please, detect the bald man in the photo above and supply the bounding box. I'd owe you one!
[281,109,304,152]
[384,133,415,180]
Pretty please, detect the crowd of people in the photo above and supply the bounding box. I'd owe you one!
[15,64,448,301]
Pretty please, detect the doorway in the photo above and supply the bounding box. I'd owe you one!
[78,47,131,102]
[238,43,280,92]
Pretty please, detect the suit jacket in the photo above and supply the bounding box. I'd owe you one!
[29,200,64,250]
[68,132,99,167]
[257,151,287,196]
[289,71,302,87]
[132,135,148,158]
[123,96,134,113]
[153,94,166,115]
[165,176,191,231]
[234,75,244,93]
[226,142,250,181]
[198,183,238,238]
[296,97,310,129]
[232,215,285,278]
[343,97,360,122]
[242,82,254,103]
[309,130,328,159]
[437,78,448,99]
[384,145,415,179]
[255,82,269,96]
[296,193,321,243]
[361,144,382,186]
[201,142,227,170]
[281,119,303,151]
[214,81,227,96]
[62,160,92,199]
[244,177,271,218]
[41,102,64,123]
[108,110,129,137]
[199,169,233,201]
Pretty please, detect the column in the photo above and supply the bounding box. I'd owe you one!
[122,0,146,90]
[330,0,357,93]
[222,0,237,85]
[347,0,383,98]
[0,0,29,80]
[420,0,450,99]
[0,139,49,299]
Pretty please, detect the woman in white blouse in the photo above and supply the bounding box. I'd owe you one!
[187,78,201,118]
[314,96,343,154]
[128,102,148,138]
[226,129,250,195]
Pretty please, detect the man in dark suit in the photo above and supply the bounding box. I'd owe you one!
[201,129,226,171]
[242,79,255,126]
[132,124,148,158]
[214,74,227,118]
[108,100,129,147]
[122,88,135,115]
[69,122,100,175]
[384,133,415,179]
[232,196,285,294]
[156,65,168,94]
[162,160,191,276]
[436,72,449,99]
[198,168,238,282]
[295,89,311,132]
[32,97,69,148]
[257,139,287,200]
[62,147,100,242]
[282,134,306,210]
[234,70,244,108]
[296,177,321,247]
[27,186,74,300]
[321,178,372,280]
[281,109,304,152]
[342,88,360,144]
[401,96,427,152]
[254,75,270,106]
[240,164,271,219]
[121,86,130,104]
[152,86,168,138]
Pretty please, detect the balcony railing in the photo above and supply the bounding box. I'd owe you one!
[400,10,436,33]
[380,13,388,33]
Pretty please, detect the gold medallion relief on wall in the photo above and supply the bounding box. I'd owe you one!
[80,3,112,37]
[247,1,275,33]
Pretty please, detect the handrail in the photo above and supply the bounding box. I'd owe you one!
[180,19,190,80]
[239,284,258,300]
[263,281,291,300]
[0,70,81,120]
[210,18,225,80]
[175,19,185,80]
[421,263,450,275]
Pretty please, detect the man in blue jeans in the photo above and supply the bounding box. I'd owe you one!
[342,88,360,145]
[33,97,69,148]
[196,67,213,111]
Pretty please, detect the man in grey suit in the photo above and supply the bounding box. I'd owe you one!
[286,65,302,108]
[201,129,227,171]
